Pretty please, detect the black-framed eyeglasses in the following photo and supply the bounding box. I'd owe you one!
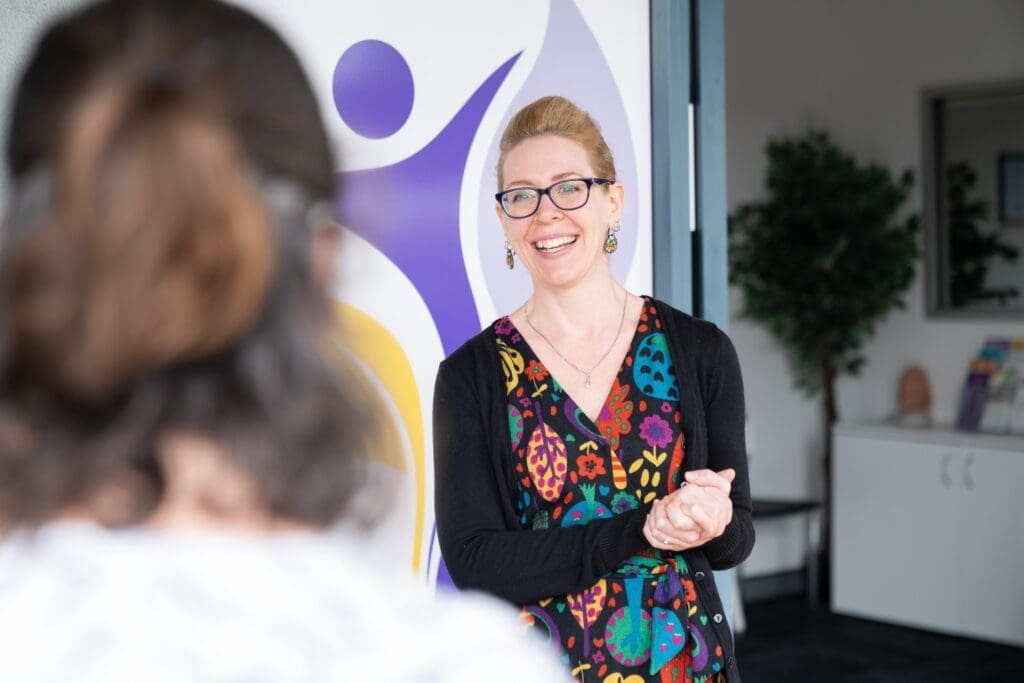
[495,177,613,219]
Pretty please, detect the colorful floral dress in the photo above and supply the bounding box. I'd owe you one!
[496,298,728,683]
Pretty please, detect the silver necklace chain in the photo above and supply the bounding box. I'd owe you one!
[524,292,629,389]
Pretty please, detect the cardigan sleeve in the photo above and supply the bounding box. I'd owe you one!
[697,327,755,569]
[432,355,650,606]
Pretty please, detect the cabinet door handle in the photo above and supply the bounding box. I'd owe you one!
[940,452,953,489]
[963,453,975,492]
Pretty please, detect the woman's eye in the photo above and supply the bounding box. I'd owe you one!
[510,190,536,204]
[556,182,582,195]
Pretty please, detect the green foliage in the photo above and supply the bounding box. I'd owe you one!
[946,161,1020,308]
[729,130,919,395]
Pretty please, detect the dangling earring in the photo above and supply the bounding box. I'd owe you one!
[505,241,515,269]
[604,223,621,254]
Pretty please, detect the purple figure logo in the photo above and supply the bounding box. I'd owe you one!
[334,41,519,357]
[332,0,639,589]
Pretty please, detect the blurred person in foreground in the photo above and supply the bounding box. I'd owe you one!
[0,1,564,680]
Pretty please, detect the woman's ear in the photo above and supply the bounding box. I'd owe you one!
[310,215,342,289]
[608,182,625,226]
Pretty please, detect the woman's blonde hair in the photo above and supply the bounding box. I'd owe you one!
[496,96,617,189]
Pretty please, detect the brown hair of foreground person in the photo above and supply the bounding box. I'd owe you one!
[0,0,374,530]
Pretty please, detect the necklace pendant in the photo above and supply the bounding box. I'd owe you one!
[584,374,592,388]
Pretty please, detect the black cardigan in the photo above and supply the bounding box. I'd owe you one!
[434,299,754,678]
[434,298,754,606]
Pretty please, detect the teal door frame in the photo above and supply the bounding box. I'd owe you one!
[650,0,727,331]
[650,0,737,625]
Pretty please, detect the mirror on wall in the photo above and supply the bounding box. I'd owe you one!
[923,81,1024,318]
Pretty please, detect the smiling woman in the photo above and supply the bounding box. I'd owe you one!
[433,95,755,682]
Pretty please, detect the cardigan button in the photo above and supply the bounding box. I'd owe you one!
[695,571,706,581]
[712,613,723,624]
[727,656,735,668]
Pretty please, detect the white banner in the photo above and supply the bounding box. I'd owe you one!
[238,0,653,586]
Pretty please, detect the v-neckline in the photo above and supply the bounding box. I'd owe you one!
[502,308,642,428]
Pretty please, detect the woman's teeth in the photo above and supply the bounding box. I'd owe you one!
[534,236,578,252]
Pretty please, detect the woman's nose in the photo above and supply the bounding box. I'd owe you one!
[535,191,562,220]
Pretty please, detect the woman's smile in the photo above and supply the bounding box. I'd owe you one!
[533,234,579,254]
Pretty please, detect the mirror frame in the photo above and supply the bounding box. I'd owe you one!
[922,78,1024,320]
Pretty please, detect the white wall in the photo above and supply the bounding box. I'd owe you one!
[726,0,1024,577]
[0,0,88,204]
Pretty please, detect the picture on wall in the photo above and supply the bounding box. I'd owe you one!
[999,152,1024,225]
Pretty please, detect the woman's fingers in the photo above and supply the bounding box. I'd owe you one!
[683,503,714,532]
[663,498,703,531]
[670,529,702,549]
[647,500,700,550]
[663,486,721,534]
[669,486,733,540]
[643,501,667,547]
[647,467,739,550]
[683,468,735,494]
[645,512,700,551]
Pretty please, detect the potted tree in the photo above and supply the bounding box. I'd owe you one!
[728,130,919,600]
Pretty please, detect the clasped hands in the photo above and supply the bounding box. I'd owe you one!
[642,468,735,552]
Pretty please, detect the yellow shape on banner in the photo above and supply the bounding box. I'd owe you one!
[334,302,425,572]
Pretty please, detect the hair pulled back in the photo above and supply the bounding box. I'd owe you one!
[0,0,373,529]
[496,95,617,189]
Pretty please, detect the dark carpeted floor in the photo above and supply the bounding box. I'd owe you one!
[735,597,1024,682]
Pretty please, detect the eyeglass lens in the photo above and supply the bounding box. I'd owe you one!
[502,179,593,218]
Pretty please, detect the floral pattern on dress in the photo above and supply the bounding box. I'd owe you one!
[498,298,728,683]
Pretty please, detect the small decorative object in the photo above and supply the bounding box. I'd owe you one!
[1010,340,1024,435]
[895,364,932,428]
[981,338,1024,434]
[956,339,1011,432]
[603,223,620,254]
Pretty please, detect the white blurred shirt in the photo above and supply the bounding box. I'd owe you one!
[0,522,566,682]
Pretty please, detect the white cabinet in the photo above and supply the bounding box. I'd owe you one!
[957,445,1024,643]
[832,423,1024,647]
